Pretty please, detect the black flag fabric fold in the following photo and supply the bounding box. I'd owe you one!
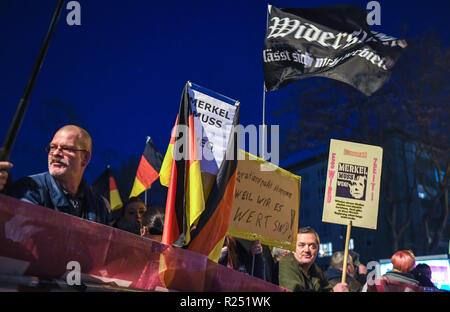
[263,5,407,96]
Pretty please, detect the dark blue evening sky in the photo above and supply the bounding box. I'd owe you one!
[1,0,448,184]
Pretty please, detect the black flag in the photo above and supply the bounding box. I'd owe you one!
[263,5,407,96]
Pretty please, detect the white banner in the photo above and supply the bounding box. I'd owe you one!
[188,87,237,175]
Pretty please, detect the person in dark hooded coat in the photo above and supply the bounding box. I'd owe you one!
[324,251,362,292]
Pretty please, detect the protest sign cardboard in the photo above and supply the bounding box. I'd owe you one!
[322,139,383,229]
[227,150,301,251]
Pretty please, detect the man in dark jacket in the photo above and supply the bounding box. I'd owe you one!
[278,227,349,292]
[8,125,109,225]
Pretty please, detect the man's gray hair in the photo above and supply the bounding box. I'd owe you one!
[56,125,92,152]
[329,251,353,270]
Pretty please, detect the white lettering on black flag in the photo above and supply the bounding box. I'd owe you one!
[263,5,407,96]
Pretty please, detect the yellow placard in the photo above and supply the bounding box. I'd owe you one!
[227,150,301,251]
[322,139,383,230]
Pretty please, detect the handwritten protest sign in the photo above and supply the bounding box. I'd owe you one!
[227,150,301,251]
[322,139,383,229]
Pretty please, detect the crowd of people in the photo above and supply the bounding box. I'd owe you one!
[0,124,443,292]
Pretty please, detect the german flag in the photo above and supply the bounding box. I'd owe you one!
[161,83,205,247]
[129,137,163,198]
[161,82,240,262]
[159,117,178,188]
[186,103,239,262]
[92,167,123,211]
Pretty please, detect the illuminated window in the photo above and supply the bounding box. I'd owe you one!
[435,169,445,183]
[319,242,333,258]
[417,184,427,199]
[349,238,354,250]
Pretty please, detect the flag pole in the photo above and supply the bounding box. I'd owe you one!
[341,220,352,283]
[252,4,271,276]
[0,0,65,161]
[144,189,147,205]
[252,3,271,276]
[261,4,270,161]
[262,83,267,160]
[251,255,255,276]
[144,136,152,207]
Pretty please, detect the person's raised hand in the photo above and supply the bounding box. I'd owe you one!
[333,282,349,292]
[358,264,368,275]
[251,240,263,255]
[0,161,13,191]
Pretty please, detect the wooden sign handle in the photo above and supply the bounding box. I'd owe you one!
[341,220,352,283]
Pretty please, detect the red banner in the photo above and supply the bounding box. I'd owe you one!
[0,194,287,292]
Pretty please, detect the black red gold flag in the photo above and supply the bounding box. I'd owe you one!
[129,137,163,198]
[161,82,240,262]
[161,84,203,247]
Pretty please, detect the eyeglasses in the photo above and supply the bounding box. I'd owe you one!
[45,144,87,154]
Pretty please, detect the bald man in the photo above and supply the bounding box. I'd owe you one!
[8,125,109,224]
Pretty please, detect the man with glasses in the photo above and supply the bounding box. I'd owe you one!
[8,125,109,224]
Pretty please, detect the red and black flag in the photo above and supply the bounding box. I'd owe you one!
[161,82,240,262]
[129,137,163,198]
[92,167,123,211]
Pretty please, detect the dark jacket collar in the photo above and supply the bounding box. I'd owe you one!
[324,267,343,280]
[44,172,88,209]
[384,270,419,285]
